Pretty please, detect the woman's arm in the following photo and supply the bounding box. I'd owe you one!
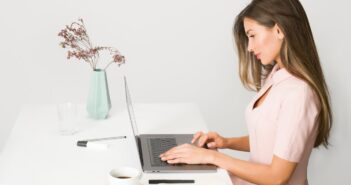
[211,152,297,185]
[191,132,250,152]
[224,135,250,152]
[161,144,296,185]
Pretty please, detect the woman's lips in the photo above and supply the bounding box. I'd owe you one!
[255,53,261,59]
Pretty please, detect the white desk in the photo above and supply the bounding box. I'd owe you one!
[0,103,232,185]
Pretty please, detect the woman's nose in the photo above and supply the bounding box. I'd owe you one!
[247,42,254,53]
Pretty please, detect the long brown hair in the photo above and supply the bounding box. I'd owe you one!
[233,0,332,148]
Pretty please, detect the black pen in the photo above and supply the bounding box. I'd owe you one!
[149,179,195,184]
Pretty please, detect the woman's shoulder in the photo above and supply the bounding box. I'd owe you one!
[266,66,319,105]
[278,76,320,109]
[283,73,313,90]
[281,75,310,91]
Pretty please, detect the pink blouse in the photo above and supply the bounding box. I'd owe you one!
[231,64,320,185]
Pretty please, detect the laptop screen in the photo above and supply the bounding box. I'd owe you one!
[124,76,140,137]
[124,76,144,166]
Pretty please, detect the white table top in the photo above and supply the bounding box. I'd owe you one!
[0,103,232,185]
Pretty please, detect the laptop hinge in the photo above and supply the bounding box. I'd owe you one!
[136,136,144,167]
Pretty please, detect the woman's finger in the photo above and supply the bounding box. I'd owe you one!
[191,131,203,143]
[207,132,218,139]
[207,142,216,149]
[160,146,179,157]
[198,134,208,147]
[161,152,182,161]
[160,144,188,157]
[167,157,184,164]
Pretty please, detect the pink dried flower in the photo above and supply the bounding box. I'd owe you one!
[113,54,125,65]
[58,18,125,70]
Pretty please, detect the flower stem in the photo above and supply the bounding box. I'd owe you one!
[104,61,114,70]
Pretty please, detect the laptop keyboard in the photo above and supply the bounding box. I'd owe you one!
[149,138,177,166]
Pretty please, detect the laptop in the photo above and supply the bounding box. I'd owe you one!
[124,76,217,173]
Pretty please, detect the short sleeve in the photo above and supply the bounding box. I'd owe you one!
[273,84,320,162]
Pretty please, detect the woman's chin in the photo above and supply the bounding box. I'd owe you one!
[260,60,270,66]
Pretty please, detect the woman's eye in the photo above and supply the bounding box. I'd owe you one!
[249,35,255,38]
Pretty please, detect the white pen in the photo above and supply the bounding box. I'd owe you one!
[83,136,127,142]
[77,136,127,149]
[77,141,109,150]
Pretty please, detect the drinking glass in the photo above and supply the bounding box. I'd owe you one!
[57,102,79,135]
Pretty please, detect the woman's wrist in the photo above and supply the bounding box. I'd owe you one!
[222,137,229,149]
[207,150,220,164]
[224,136,250,152]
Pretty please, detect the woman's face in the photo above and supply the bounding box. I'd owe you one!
[243,17,284,66]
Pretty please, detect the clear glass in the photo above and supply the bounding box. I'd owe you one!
[57,102,79,135]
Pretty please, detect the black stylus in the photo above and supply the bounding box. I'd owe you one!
[149,179,195,184]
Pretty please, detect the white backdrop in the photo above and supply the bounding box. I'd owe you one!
[0,0,350,184]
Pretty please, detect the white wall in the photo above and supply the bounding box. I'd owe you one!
[0,0,350,184]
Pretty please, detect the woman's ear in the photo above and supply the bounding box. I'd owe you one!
[274,24,285,40]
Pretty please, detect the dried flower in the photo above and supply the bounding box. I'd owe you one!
[58,18,125,70]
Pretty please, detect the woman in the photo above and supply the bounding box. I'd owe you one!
[160,0,332,184]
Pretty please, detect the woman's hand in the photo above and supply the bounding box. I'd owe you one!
[191,131,227,149]
[159,143,216,164]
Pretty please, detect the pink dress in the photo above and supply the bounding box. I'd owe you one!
[231,64,320,185]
